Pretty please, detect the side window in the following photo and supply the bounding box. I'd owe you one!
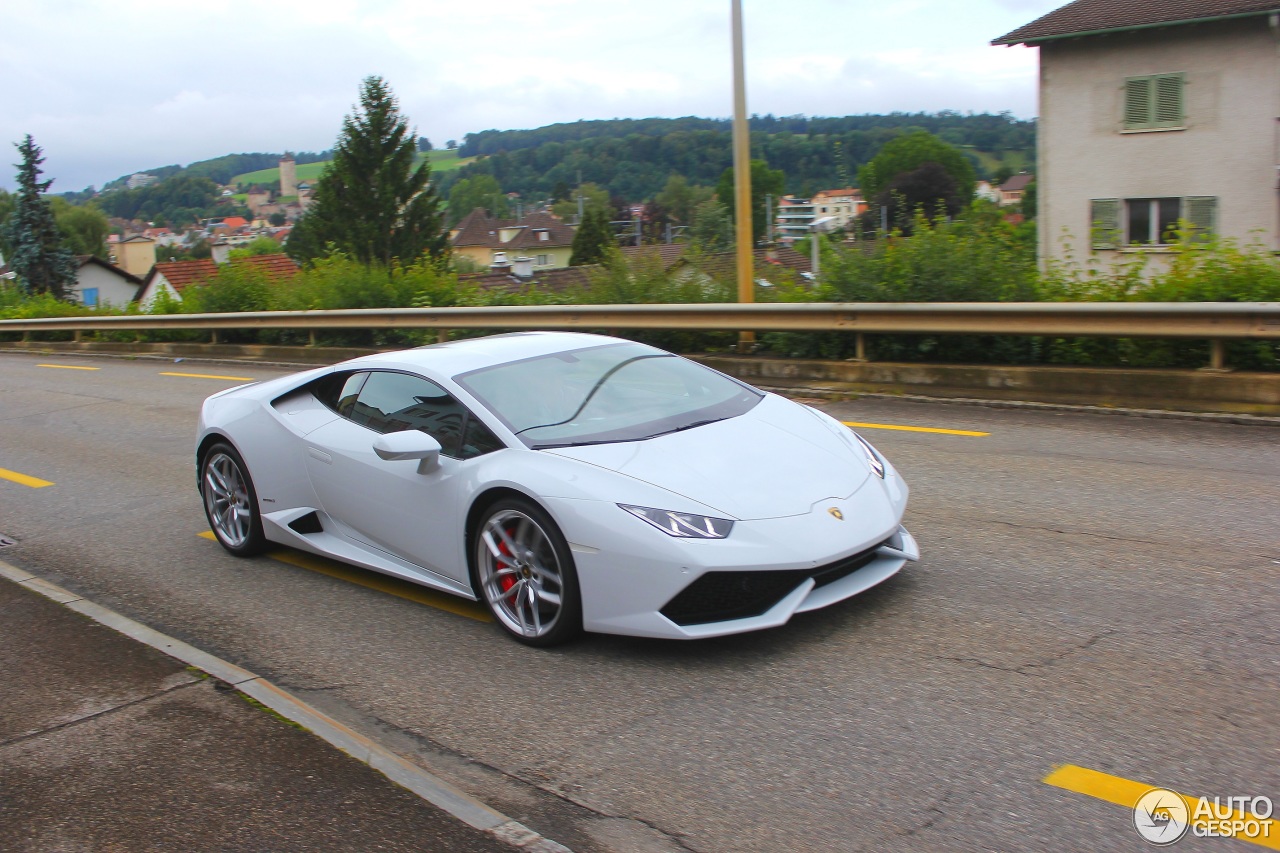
[310,371,367,418]
[350,372,502,459]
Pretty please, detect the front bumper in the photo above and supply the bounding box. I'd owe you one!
[546,491,917,640]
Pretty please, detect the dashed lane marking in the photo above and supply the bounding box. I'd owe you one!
[0,467,54,488]
[161,371,255,381]
[842,420,990,437]
[36,363,100,371]
[1044,764,1278,849]
[198,531,491,622]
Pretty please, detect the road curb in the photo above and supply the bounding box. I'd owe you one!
[0,557,572,853]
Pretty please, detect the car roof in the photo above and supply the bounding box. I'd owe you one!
[338,332,646,377]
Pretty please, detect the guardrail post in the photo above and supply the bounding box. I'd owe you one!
[309,330,316,347]
[211,331,219,345]
[73,330,82,343]
[854,333,867,362]
[1206,339,1227,372]
[437,329,449,344]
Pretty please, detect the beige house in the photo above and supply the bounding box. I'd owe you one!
[111,234,156,278]
[995,0,1280,270]
[450,209,577,270]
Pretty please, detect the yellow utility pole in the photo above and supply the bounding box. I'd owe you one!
[731,0,755,352]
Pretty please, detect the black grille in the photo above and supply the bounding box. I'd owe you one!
[660,540,888,626]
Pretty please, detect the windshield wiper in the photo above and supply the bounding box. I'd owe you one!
[514,354,671,436]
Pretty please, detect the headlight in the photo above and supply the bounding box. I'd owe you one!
[618,504,734,539]
[850,431,886,478]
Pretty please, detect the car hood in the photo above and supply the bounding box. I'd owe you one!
[544,396,870,520]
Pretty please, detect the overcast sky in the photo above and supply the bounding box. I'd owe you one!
[0,0,1059,193]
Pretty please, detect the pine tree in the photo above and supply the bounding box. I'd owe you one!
[288,77,447,267]
[4,135,77,298]
[569,207,615,266]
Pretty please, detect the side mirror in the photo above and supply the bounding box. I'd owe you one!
[372,430,442,474]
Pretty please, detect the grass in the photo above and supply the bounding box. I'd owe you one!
[231,150,473,188]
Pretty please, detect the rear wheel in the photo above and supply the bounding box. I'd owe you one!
[200,442,266,557]
[474,498,582,646]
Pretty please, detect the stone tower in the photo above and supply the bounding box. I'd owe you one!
[279,153,298,198]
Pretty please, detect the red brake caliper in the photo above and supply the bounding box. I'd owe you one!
[498,531,516,595]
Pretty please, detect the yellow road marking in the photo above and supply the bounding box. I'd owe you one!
[0,467,54,488]
[198,532,491,622]
[842,420,990,437]
[37,363,100,371]
[1044,764,1279,849]
[161,371,255,381]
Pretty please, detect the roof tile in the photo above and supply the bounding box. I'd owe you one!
[994,0,1280,44]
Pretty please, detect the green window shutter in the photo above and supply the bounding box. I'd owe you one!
[1090,198,1122,249]
[1183,196,1217,240]
[1153,74,1184,127]
[1124,77,1152,129]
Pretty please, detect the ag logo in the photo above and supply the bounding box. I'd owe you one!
[1134,788,1190,845]
[827,507,843,521]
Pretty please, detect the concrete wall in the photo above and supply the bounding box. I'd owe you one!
[1038,17,1279,271]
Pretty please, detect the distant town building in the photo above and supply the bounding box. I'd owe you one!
[110,234,156,279]
[998,174,1034,207]
[450,209,577,271]
[279,153,298,198]
[125,173,159,190]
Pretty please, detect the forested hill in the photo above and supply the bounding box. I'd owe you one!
[452,111,1034,202]
[100,150,333,192]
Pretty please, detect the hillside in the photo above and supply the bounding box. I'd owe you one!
[448,112,1034,202]
[230,150,473,188]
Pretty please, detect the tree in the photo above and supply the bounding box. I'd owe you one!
[0,189,15,264]
[52,199,111,259]
[288,76,447,267]
[448,174,510,224]
[655,175,714,225]
[569,207,614,266]
[688,198,733,252]
[715,159,784,244]
[552,182,610,222]
[417,136,432,152]
[876,162,967,234]
[857,130,976,204]
[3,135,77,298]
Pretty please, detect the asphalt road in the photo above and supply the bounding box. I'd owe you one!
[1,350,1277,852]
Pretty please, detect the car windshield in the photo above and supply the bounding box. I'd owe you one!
[456,342,762,449]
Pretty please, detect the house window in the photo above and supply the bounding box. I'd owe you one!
[536,254,549,266]
[81,287,99,307]
[537,230,549,241]
[1090,196,1216,248]
[1123,73,1184,130]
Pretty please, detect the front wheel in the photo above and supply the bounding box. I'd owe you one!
[200,442,266,557]
[473,498,582,647]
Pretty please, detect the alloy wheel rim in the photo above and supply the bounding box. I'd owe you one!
[204,452,252,548]
[478,509,564,638]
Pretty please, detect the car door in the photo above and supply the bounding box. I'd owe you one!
[303,370,503,589]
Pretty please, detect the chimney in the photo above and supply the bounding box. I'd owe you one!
[211,239,232,265]
[512,256,534,278]
[489,251,511,272]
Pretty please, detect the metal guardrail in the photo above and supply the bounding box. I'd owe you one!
[3,302,1279,368]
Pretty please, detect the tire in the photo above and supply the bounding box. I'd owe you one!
[200,442,267,557]
[473,497,582,647]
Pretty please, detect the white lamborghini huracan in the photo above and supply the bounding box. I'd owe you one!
[197,332,917,646]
